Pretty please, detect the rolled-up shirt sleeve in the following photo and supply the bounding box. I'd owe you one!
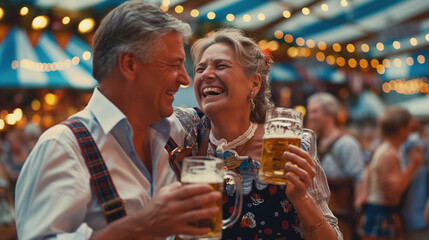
[15,126,94,240]
[307,157,343,240]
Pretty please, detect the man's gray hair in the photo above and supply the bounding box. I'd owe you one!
[92,0,191,81]
[307,92,340,116]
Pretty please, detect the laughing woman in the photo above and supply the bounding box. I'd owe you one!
[174,28,341,240]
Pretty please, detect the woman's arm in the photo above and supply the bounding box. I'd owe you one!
[284,145,341,240]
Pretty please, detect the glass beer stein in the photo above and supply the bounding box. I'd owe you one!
[259,107,315,185]
[179,156,243,240]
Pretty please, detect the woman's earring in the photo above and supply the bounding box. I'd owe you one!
[249,91,255,111]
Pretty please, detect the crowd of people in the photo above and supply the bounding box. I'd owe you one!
[0,1,428,240]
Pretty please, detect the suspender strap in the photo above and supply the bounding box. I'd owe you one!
[165,137,193,181]
[62,118,126,223]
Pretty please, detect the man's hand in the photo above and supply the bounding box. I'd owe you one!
[136,182,222,239]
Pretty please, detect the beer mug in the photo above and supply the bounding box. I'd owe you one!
[259,107,315,185]
[179,156,243,240]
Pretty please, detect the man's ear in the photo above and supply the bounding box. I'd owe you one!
[251,73,262,96]
[118,52,136,81]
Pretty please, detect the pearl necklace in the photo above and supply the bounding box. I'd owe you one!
[209,122,258,156]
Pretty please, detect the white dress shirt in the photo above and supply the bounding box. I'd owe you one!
[15,87,184,240]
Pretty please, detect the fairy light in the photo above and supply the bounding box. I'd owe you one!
[359,59,368,68]
[284,34,293,43]
[382,60,389,68]
[406,57,414,66]
[326,55,335,65]
[336,57,346,66]
[283,10,291,18]
[361,43,369,52]
[257,13,265,21]
[393,41,401,49]
[62,16,70,25]
[393,58,402,67]
[32,16,49,30]
[226,14,234,21]
[20,7,29,16]
[417,55,425,64]
[0,8,4,20]
[274,30,284,39]
[333,43,341,52]
[340,0,348,7]
[316,52,325,61]
[296,37,305,46]
[348,58,357,68]
[302,7,310,15]
[321,4,329,11]
[370,59,379,68]
[306,39,315,48]
[287,47,298,58]
[410,37,418,46]
[318,41,327,50]
[175,5,184,14]
[346,43,355,53]
[243,14,251,22]
[190,9,199,17]
[207,12,216,20]
[376,42,384,51]
[376,65,385,74]
[78,18,95,34]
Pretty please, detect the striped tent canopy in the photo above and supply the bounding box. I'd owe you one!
[0,26,96,88]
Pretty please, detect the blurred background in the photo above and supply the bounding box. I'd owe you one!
[0,1,429,239]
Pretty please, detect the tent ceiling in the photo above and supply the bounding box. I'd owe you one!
[2,0,429,87]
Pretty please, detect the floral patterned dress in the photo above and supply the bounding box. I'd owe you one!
[174,107,304,240]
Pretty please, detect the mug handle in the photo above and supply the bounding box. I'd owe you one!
[222,171,243,229]
[302,128,317,160]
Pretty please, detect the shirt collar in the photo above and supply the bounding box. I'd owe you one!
[88,87,127,134]
[150,118,171,140]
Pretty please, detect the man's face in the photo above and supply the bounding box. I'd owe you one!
[136,31,189,123]
[307,100,327,135]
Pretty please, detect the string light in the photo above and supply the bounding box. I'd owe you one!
[257,13,265,21]
[20,7,29,16]
[226,13,234,21]
[190,9,199,17]
[283,10,291,18]
[376,42,384,51]
[243,14,251,22]
[321,4,329,11]
[284,34,293,43]
[174,5,184,14]
[274,30,283,39]
[207,12,216,20]
[302,7,310,15]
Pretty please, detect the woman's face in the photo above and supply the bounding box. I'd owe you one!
[194,42,253,118]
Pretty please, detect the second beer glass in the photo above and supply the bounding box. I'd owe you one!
[179,156,243,240]
[259,107,303,185]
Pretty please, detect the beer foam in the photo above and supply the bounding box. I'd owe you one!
[181,172,223,183]
[263,133,299,139]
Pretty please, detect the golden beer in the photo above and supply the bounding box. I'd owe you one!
[181,175,223,240]
[259,137,301,185]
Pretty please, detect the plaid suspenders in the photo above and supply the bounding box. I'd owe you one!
[62,118,126,223]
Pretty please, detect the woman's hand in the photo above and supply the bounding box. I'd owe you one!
[284,145,317,202]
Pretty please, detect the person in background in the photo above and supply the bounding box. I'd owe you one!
[22,122,42,152]
[14,1,220,239]
[2,129,28,187]
[400,119,429,240]
[307,92,366,240]
[173,28,341,240]
[425,200,429,226]
[359,107,423,240]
